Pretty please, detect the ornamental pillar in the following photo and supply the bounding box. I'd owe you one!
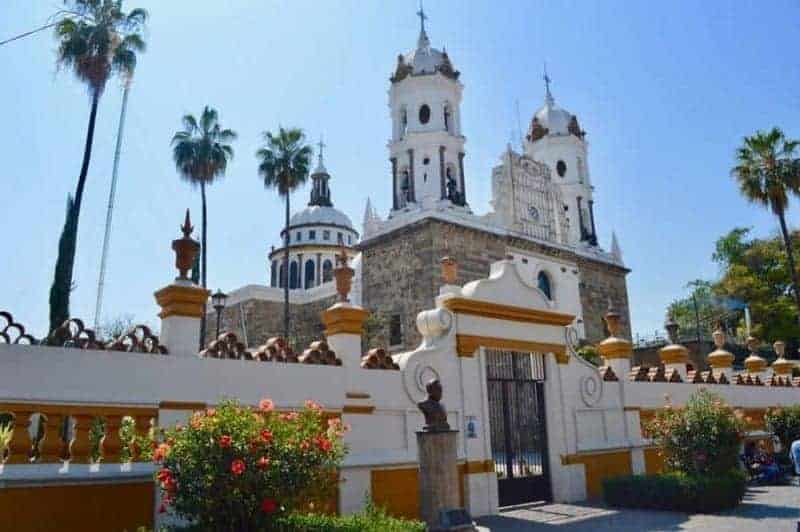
[439,146,446,200]
[706,327,734,379]
[659,317,689,380]
[391,157,398,210]
[588,199,598,246]
[154,210,210,357]
[576,196,586,241]
[321,249,368,369]
[597,304,632,378]
[407,149,416,203]
[458,152,466,206]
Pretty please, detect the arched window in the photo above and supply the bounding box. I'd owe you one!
[279,264,286,288]
[537,271,552,300]
[304,259,315,289]
[270,261,277,287]
[322,260,333,283]
[443,103,451,132]
[419,104,431,125]
[289,261,299,289]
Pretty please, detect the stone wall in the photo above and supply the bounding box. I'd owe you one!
[359,218,631,351]
[205,294,337,351]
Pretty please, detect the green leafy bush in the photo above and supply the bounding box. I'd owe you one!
[155,398,346,530]
[765,405,800,458]
[646,390,745,475]
[603,470,747,513]
[272,504,426,532]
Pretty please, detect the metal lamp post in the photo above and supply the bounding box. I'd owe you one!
[211,289,228,340]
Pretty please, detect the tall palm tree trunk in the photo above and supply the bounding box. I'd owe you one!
[283,192,291,340]
[777,210,800,325]
[48,89,101,333]
[199,181,208,350]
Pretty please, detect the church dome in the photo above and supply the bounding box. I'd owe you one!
[290,205,354,230]
[391,10,459,83]
[527,82,585,142]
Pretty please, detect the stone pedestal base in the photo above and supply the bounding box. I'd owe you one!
[417,430,470,530]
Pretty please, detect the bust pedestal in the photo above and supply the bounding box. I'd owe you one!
[417,430,472,530]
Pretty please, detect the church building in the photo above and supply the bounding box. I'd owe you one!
[208,9,630,351]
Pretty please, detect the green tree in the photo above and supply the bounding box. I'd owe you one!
[49,0,147,332]
[171,106,237,348]
[714,228,800,346]
[256,128,312,339]
[732,127,800,321]
[667,280,728,342]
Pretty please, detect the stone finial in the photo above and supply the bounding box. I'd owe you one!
[440,256,457,284]
[664,316,679,344]
[333,247,354,302]
[744,335,767,374]
[660,316,688,367]
[771,340,794,376]
[172,209,200,281]
[707,326,734,371]
[598,301,631,361]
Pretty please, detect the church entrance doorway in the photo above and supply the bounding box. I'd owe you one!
[486,349,551,506]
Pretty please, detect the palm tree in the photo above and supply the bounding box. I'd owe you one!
[49,0,147,332]
[732,127,800,321]
[256,128,312,339]
[171,106,237,347]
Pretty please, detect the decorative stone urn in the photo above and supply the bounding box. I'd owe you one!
[598,303,632,376]
[659,316,689,378]
[172,209,200,281]
[743,335,767,375]
[334,248,354,302]
[440,256,457,285]
[771,341,794,376]
[706,328,734,377]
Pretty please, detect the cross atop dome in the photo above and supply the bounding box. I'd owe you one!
[416,0,430,49]
[543,62,554,106]
[315,135,327,173]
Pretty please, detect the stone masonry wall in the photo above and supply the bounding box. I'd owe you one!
[360,218,631,352]
[205,294,337,352]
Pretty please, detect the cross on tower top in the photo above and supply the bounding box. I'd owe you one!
[316,135,326,167]
[417,0,428,34]
[543,62,554,105]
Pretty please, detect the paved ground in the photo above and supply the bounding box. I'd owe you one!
[476,485,800,531]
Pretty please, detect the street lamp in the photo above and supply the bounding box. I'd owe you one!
[211,289,228,339]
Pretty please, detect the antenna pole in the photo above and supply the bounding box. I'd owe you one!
[94,82,131,332]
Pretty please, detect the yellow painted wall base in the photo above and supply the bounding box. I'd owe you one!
[0,480,153,532]
[643,447,665,474]
[563,451,632,499]
[371,464,475,520]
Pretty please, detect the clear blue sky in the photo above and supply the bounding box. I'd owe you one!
[2,1,799,340]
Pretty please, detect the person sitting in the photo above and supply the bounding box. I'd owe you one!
[755,442,781,483]
[742,441,762,480]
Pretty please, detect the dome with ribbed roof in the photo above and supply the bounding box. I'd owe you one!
[289,205,353,229]
[390,9,459,83]
[527,86,585,142]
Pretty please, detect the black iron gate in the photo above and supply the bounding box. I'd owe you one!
[486,349,550,506]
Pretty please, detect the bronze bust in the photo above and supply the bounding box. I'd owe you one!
[417,378,450,432]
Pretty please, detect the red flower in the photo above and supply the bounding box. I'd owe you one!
[305,400,323,412]
[261,497,278,514]
[260,429,273,443]
[219,435,233,448]
[299,440,310,451]
[158,503,167,514]
[156,467,172,482]
[153,443,171,462]
[257,456,270,470]
[280,412,300,422]
[206,408,216,417]
[231,458,246,476]
[315,436,332,453]
[259,398,275,412]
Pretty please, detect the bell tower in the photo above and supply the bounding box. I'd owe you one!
[388,5,468,215]
[525,71,597,246]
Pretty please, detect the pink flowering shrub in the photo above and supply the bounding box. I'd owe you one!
[154,398,346,530]
[646,389,744,475]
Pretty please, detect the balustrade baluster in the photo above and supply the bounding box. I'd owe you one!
[39,413,64,463]
[7,410,32,464]
[68,414,93,463]
[131,415,152,462]
[101,414,123,463]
